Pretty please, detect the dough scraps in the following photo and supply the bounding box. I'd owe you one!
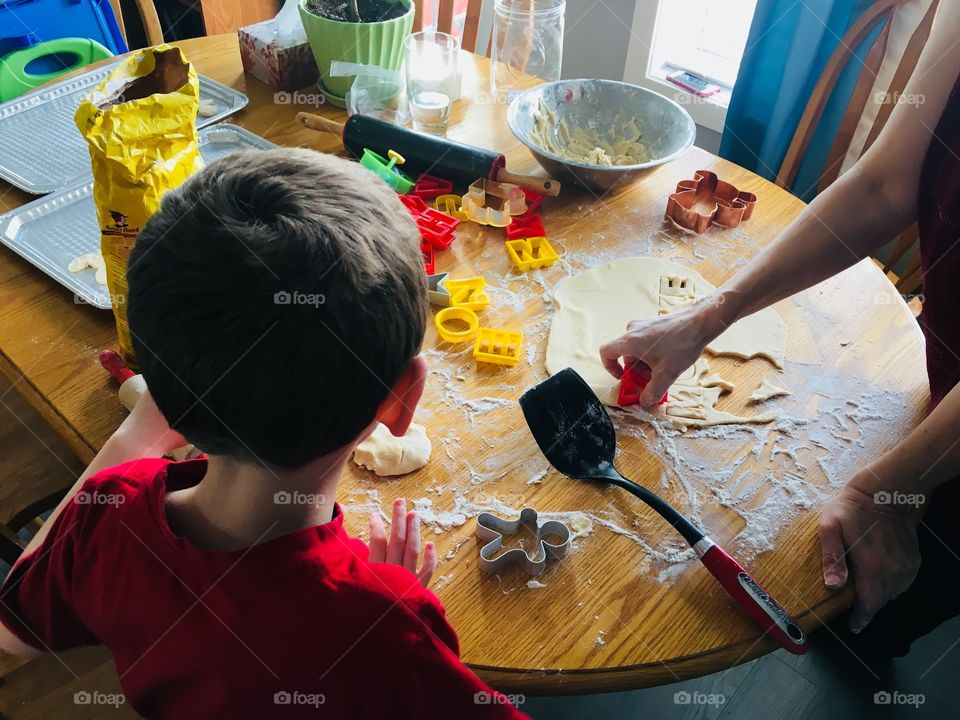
[353,422,431,477]
[665,359,778,431]
[531,99,648,166]
[545,257,787,409]
[750,377,792,402]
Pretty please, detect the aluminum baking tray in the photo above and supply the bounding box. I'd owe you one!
[0,62,249,195]
[0,124,276,309]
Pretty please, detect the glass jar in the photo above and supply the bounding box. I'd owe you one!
[489,0,565,102]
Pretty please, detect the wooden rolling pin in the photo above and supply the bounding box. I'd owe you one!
[297,112,561,197]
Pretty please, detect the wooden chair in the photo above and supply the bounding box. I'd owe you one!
[414,0,489,55]
[0,374,85,566]
[108,0,165,47]
[776,0,940,301]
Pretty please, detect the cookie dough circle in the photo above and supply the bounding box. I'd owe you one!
[545,257,787,406]
[353,422,432,477]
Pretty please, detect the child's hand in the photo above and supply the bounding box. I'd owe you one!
[368,499,437,587]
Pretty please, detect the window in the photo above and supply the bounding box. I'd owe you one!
[624,0,758,133]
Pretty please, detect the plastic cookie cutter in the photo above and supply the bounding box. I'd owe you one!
[504,212,545,240]
[664,170,757,234]
[401,195,459,249]
[445,276,489,311]
[521,188,543,215]
[435,306,479,343]
[474,327,523,366]
[359,149,414,194]
[427,272,451,306]
[618,362,668,406]
[476,508,571,576]
[506,236,559,271]
[413,173,454,201]
[461,178,528,227]
[434,194,470,222]
[421,242,436,275]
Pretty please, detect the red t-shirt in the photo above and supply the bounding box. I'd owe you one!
[0,458,528,719]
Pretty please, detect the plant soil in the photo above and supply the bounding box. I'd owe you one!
[305,0,407,22]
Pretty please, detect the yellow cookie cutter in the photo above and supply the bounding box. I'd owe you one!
[505,236,559,271]
[435,306,479,343]
[445,276,490,311]
[474,327,523,366]
[435,194,470,222]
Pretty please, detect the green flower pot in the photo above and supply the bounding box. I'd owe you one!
[299,0,413,104]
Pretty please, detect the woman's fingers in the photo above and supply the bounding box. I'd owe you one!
[368,512,388,563]
[598,339,627,378]
[402,510,421,573]
[386,498,407,565]
[819,514,848,589]
[417,541,437,587]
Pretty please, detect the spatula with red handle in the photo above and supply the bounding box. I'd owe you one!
[519,368,808,654]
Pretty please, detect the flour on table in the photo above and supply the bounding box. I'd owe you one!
[545,257,787,408]
[353,422,431,477]
[751,377,792,402]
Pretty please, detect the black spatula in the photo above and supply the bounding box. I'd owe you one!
[520,368,808,654]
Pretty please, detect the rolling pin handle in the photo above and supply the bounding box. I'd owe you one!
[296,112,346,139]
[495,168,561,197]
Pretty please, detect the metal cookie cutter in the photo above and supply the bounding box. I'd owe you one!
[664,170,757,233]
[476,508,571,576]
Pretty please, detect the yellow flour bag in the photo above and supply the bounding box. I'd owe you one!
[75,45,203,366]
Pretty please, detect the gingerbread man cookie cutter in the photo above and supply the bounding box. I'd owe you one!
[475,508,571,576]
[664,170,757,233]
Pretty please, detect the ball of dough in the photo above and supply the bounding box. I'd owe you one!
[353,422,431,477]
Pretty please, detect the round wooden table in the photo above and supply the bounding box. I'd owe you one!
[0,34,929,694]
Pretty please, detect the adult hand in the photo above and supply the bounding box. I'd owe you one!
[598,304,724,407]
[368,498,437,587]
[819,472,921,633]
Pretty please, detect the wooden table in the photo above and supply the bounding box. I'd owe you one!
[0,34,929,695]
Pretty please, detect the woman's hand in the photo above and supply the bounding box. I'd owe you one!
[368,498,437,587]
[598,302,725,406]
[819,471,922,633]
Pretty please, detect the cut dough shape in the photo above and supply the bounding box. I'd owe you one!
[353,422,431,477]
[198,98,218,117]
[750,378,792,402]
[665,360,778,431]
[545,257,787,407]
[68,252,108,285]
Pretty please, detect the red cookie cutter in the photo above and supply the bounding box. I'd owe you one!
[521,189,543,215]
[618,362,667,406]
[399,194,460,250]
[421,242,436,275]
[504,212,546,240]
[664,170,757,234]
[413,174,454,201]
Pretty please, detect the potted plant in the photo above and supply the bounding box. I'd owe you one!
[299,0,413,106]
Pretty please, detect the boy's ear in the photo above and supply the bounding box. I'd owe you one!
[376,355,427,437]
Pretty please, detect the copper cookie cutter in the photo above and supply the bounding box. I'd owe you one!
[476,508,571,576]
[665,170,758,233]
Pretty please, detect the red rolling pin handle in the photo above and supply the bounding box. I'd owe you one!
[696,538,809,655]
[99,349,135,383]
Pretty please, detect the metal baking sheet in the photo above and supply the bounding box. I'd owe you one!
[0,63,249,195]
[0,124,276,309]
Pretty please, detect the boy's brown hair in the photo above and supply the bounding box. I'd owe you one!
[127,148,427,467]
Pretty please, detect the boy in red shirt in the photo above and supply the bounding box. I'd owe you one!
[0,149,528,719]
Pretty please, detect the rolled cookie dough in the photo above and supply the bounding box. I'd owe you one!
[665,360,777,431]
[353,422,431,477]
[545,257,787,408]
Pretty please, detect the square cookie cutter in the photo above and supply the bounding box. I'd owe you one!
[476,508,571,576]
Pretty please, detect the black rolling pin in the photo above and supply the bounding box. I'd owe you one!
[296,112,560,197]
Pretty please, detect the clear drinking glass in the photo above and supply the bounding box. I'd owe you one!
[490,0,565,102]
[404,31,460,136]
